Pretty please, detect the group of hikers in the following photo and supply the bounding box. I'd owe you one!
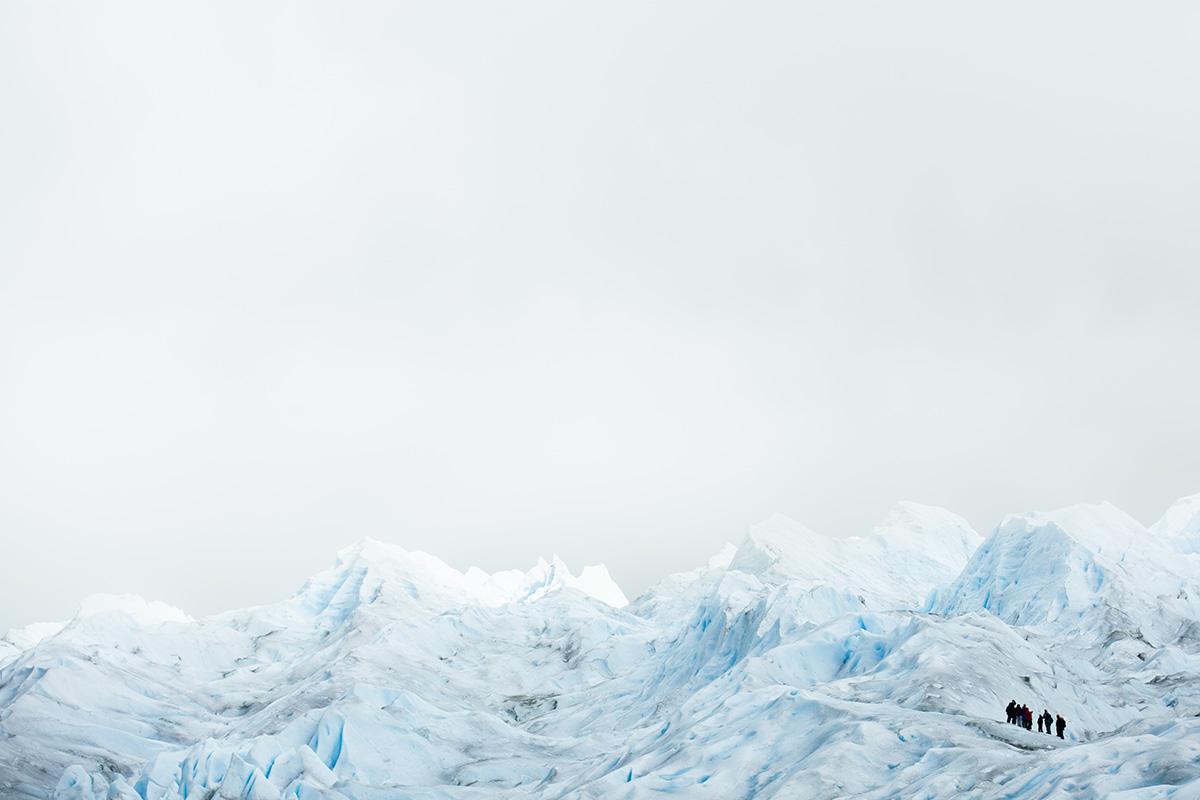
[1006,700,1066,739]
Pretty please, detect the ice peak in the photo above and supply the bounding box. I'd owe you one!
[522,555,628,607]
[74,594,191,626]
[1151,492,1200,551]
[729,514,824,574]
[935,500,1200,642]
[336,537,463,579]
[871,502,982,566]
[877,502,978,537]
[724,508,982,611]
[1,620,66,654]
[306,538,629,611]
[707,542,738,569]
[573,563,629,608]
[1001,502,1148,557]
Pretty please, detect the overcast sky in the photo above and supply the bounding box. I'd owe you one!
[2,1,1199,629]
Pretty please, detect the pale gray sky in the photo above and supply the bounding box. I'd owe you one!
[2,1,1199,629]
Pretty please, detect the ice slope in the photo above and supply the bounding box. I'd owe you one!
[932,502,1200,650]
[4,498,1200,799]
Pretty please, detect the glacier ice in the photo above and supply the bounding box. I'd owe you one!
[3,497,1200,798]
[1153,492,1200,553]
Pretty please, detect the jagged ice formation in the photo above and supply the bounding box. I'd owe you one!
[5,496,1200,798]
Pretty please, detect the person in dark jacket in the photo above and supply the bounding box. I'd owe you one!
[1036,710,1044,733]
[1042,710,1053,734]
[1006,701,1016,724]
[1055,714,1066,739]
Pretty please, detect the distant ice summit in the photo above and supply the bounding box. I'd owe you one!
[296,538,628,618]
[0,595,192,668]
[633,502,983,635]
[1152,492,1200,553]
[728,502,981,609]
[75,594,192,626]
[0,621,65,666]
[518,556,629,607]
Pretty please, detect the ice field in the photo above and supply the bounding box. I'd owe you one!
[5,497,1200,799]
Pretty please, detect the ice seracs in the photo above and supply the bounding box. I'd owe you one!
[6,496,1200,799]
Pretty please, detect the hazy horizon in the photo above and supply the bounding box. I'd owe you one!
[3,1,1199,630]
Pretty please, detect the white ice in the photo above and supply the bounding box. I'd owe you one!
[4,497,1200,798]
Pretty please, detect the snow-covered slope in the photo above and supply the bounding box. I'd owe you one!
[5,498,1200,799]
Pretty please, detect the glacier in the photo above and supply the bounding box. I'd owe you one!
[4,496,1200,798]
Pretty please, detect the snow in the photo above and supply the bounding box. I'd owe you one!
[3,498,1200,799]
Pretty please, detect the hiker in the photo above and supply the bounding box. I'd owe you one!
[1042,710,1052,734]
[1023,705,1032,730]
[1055,714,1066,739]
[1036,711,1044,733]
[1006,701,1016,724]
